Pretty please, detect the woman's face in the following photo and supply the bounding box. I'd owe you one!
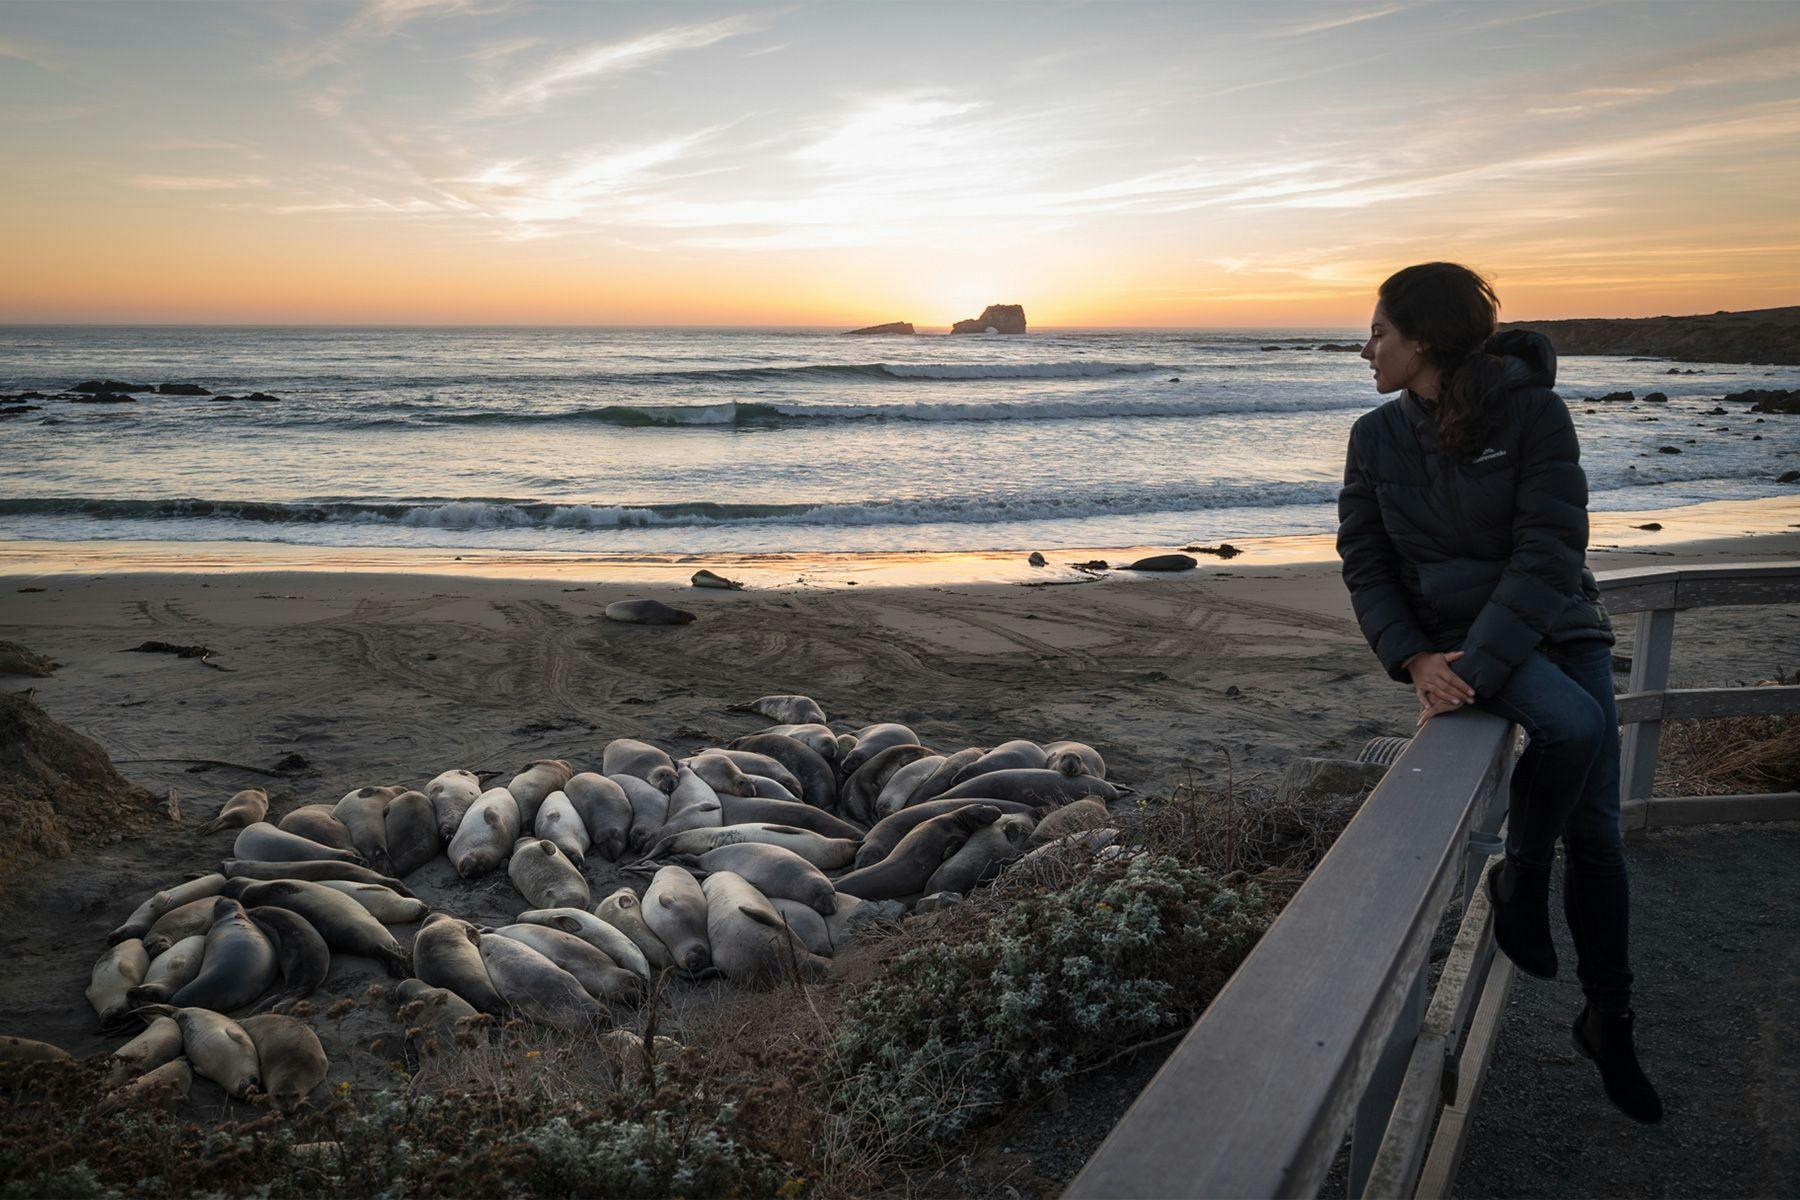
[1362,302,1430,395]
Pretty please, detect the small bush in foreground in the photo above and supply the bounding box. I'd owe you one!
[820,852,1272,1168]
[0,1057,793,1200]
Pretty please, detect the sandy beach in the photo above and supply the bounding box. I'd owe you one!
[0,495,1795,1087]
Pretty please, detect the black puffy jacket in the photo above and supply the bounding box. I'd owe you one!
[1337,329,1613,701]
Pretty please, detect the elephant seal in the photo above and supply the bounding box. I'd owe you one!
[205,787,267,834]
[277,805,358,852]
[477,932,606,1031]
[533,790,590,866]
[414,912,504,1015]
[925,813,1035,895]
[565,772,632,861]
[718,794,863,839]
[448,788,521,879]
[1044,740,1106,780]
[313,880,428,923]
[382,789,441,875]
[333,786,401,874]
[682,752,756,798]
[855,798,1038,869]
[517,907,651,982]
[1028,798,1111,847]
[724,733,837,811]
[109,873,226,945]
[734,694,827,725]
[126,935,205,1007]
[704,749,804,797]
[219,858,417,897]
[834,804,1003,901]
[87,940,148,1027]
[233,822,364,866]
[605,598,696,625]
[769,897,834,958]
[492,925,641,1004]
[613,772,670,850]
[875,754,945,817]
[107,1016,183,1085]
[702,871,828,987]
[240,1013,327,1112]
[218,878,410,976]
[642,866,711,974]
[143,897,225,957]
[603,739,678,794]
[744,774,799,802]
[507,759,573,826]
[168,898,276,1011]
[246,906,331,1011]
[101,1057,191,1112]
[595,887,675,974]
[690,843,837,915]
[394,978,478,1048]
[426,769,483,840]
[0,1036,73,1066]
[935,769,1119,807]
[657,766,722,839]
[905,747,985,808]
[950,739,1047,786]
[137,1005,259,1099]
[507,834,590,910]
[509,838,590,910]
[841,744,935,824]
[651,823,857,871]
[763,723,840,764]
[840,723,921,777]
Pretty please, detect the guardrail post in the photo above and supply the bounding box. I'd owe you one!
[1619,607,1675,832]
[1348,958,1427,1198]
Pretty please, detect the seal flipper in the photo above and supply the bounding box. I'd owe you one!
[738,905,783,929]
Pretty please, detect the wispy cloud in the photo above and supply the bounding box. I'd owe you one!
[277,0,495,77]
[1260,4,1404,38]
[475,16,760,115]
[130,173,271,191]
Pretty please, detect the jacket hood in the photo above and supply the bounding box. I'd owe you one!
[1480,328,1556,390]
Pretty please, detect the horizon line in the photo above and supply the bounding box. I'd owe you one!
[3,304,1791,333]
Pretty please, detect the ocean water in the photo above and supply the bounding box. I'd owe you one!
[0,326,1795,554]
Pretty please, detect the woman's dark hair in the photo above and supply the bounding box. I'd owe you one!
[1378,262,1508,461]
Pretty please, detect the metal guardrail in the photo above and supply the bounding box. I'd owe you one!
[1066,560,1800,1200]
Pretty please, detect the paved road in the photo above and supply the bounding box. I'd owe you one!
[1455,820,1800,1199]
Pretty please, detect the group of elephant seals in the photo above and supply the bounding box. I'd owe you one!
[219,878,411,977]
[835,804,1003,901]
[414,912,505,1015]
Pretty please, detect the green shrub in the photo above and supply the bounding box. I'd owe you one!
[821,852,1272,1162]
[0,1060,794,1199]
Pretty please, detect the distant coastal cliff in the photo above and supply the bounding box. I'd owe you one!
[1500,305,1800,365]
[951,304,1027,335]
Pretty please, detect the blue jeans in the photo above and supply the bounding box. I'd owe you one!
[1479,640,1633,1012]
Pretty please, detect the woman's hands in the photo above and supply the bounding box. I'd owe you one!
[1406,650,1477,727]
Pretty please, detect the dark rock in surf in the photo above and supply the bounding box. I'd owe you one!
[842,322,915,335]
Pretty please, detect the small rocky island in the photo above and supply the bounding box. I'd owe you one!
[951,304,1027,335]
[841,321,915,335]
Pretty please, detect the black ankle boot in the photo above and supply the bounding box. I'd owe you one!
[1486,855,1557,978]
[1572,1003,1664,1124]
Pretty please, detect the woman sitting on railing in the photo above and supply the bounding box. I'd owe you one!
[1336,261,1662,1124]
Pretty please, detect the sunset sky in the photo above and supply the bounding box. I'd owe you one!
[2,0,1796,327]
